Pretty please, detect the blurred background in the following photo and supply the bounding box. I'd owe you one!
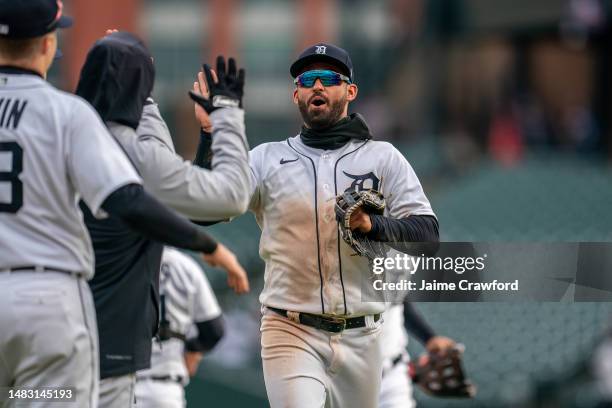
[56,0,612,406]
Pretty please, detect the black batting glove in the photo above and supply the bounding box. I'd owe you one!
[189,55,245,113]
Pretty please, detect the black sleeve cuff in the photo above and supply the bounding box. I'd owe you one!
[366,214,440,256]
[194,129,213,169]
[367,214,440,243]
[185,316,225,352]
[367,214,387,240]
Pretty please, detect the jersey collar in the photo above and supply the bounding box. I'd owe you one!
[0,65,44,79]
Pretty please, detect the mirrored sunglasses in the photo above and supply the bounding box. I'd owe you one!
[294,69,352,87]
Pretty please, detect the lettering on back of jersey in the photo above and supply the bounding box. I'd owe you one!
[342,171,380,192]
[0,98,28,130]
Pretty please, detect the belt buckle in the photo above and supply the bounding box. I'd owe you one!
[325,316,347,332]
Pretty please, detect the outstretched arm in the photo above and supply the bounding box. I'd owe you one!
[101,183,217,252]
[133,57,251,221]
[135,102,250,221]
[99,184,249,293]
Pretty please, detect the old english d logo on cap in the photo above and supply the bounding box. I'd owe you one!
[290,43,354,82]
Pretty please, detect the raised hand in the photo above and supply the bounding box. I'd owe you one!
[201,243,250,294]
[192,69,214,132]
[189,55,246,114]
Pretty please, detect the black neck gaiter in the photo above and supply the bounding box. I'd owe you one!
[300,113,373,150]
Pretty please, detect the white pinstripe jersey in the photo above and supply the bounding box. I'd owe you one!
[249,135,435,316]
[380,304,409,361]
[0,72,140,278]
[138,247,221,383]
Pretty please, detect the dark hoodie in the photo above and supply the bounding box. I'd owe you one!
[76,31,154,129]
[76,32,161,379]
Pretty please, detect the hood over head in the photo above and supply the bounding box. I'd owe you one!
[76,31,154,130]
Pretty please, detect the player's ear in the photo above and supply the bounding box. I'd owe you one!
[292,88,299,105]
[347,83,358,102]
[41,32,56,58]
[40,35,49,55]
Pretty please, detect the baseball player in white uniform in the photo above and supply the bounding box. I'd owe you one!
[134,247,223,408]
[198,43,439,407]
[380,304,415,408]
[378,302,456,408]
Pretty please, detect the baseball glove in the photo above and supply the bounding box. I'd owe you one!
[334,189,387,260]
[409,345,477,398]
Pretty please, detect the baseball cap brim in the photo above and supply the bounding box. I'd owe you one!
[53,16,72,59]
[56,15,73,29]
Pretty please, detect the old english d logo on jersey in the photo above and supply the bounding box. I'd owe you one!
[342,171,379,192]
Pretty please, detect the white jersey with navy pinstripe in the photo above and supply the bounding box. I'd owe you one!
[249,135,435,316]
[137,247,221,383]
[0,72,141,278]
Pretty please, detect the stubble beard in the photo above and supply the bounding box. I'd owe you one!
[298,93,347,130]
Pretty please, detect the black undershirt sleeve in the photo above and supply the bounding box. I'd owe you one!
[368,214,439,242]
[367,214,440,255]
[184,315,225,352]
[403,301,436,346]
[191,129,223,227]
[193,129,213,169]
[101,183,218,254]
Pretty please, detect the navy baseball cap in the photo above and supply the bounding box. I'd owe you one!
[290,43,354,82]
[0,0,73,39]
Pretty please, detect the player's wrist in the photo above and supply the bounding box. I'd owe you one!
[364,213,384,238]
[426,335,455,354]
[424,335,437,348]
[200,128,212,140]
[195,232,218,254]
[356,214,372,233]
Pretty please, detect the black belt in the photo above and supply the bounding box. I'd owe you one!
[2,266,81,276]
[138,375,184,384]
[158,324,186,342]
[268,307,381,333]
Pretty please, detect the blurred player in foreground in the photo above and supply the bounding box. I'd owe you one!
[0,3,234,407]
[76,32,250,407]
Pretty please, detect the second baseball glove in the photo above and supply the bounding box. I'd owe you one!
[335,189,387,260]
[409,345,477,398]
